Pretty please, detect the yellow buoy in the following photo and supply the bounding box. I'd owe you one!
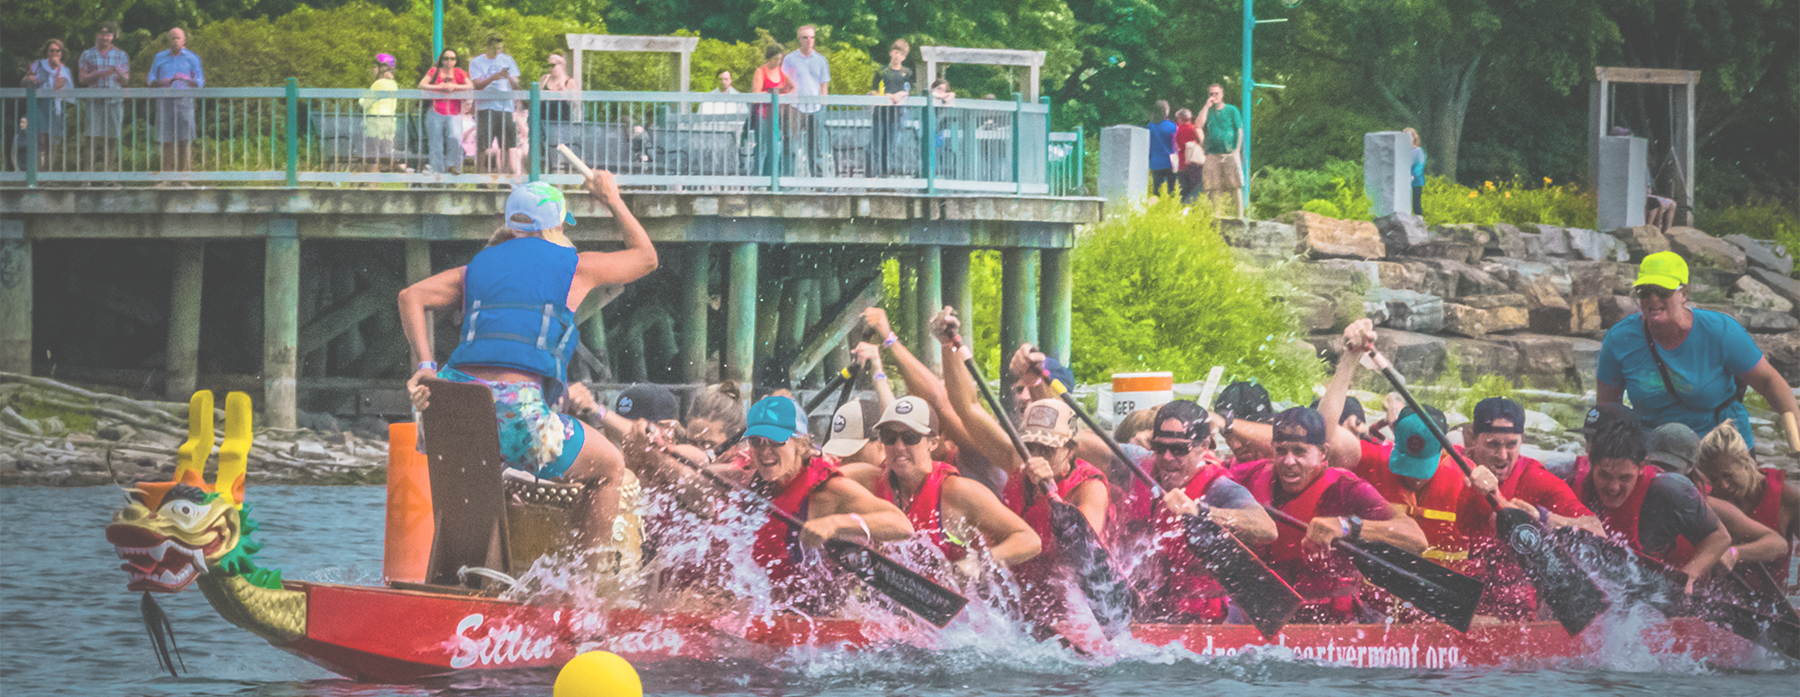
[554,651,642,697]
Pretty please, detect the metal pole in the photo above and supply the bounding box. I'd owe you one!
[924,97,937,195]
[432,0,444,60]
[528,82,541,182]
[24,88,38,188]
[1013,93,1024,196]
[1241,0,1254,212]
[769,92,782,191]
[285,78,299,188]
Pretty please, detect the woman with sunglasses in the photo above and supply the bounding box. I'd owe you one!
[1596,251,1800,450]
[837,396,1040,580]
[1115,400,1275,624]
[418,48,471,176]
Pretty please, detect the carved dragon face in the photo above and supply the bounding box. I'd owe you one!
[105,470,242,593]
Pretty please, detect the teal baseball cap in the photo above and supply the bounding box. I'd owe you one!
[745,396,808,443]
[505,182,577,232]
[1388,412,1444,480]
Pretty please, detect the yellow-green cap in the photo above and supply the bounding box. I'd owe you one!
[1634,251,1689,289]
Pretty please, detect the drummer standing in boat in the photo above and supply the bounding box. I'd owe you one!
[399,172,655,545]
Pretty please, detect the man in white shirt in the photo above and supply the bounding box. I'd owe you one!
[469,34,521,176]
[783,25,832,177]
[698,69,747,116]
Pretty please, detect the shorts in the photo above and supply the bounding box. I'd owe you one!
[438,367,585,479]
[1202,151,1243,193]
[31,103,66,140]
[476,109,518,150]
[86,99,123,138]
[155,98,196,143]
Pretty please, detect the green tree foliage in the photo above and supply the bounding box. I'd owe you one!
[3,0,141,76]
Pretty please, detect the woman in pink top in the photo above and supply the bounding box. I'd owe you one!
[418,48,472,176]
[749,45,794,176]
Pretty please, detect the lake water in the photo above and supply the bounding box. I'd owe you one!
[3,485,1796,696]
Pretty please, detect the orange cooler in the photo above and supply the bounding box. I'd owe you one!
[1111,371,1175,420]
[383,422,433,583]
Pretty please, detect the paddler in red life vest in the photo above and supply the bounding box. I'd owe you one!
[1116,400,1276,624]
[838,395,1042,578]
[1462,398,1605,537]
[401,174,654,544]
[1228,406,1428,623]
[1687,421,1797,589]
[1578,407,1735,593]
[711,396,913,611]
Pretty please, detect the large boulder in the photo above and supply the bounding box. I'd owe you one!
[1453,262,1511,296]
[1481,257,1572,294]
[1369,288,1445,333]
[1377,330,1449,383]
[1563,227,1627,262]
[1443,337,1523,383]
[1402,224,1489,264]
[1494,334,1579,390]
[1732,275,1794,313]
[1754,331,1800,383]
[1698,303,1800,334]
[1609,225,1671,260]
[1484,223,1546,260]
[1374,213,1431,255]
[1723,233,1793,276]
[1443,303,1528,338]
[1393,260,1461,299]
[1663,226,1747,274]
[1288,293,1343,334]
[1746,267,1800,309]
[1568,260,1637,297]
[1300,259,1379,297]
[1597,295,1639,328]
[1295,211,1386,259]
[1526,224,1572,257]
[1220,219,1301,257]
[1570,296,1604,336]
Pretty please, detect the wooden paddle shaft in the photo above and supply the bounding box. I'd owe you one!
[955,342,1066,503]
[555,144,594,177]
[803,366,857,413]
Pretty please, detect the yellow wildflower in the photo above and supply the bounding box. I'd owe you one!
[1504,192,1512,198]
[1484,181,1496,190]
[1543,176,1553,185]
[1468,191,1478,198]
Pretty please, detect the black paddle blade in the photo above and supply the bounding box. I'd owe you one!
[1184,513,1301,638]
[1496,508,1610,636]
[1702,568,1800,660]
[827,539,969,627]
[1344,540,1484,633]
[1046,498,1134,634]
[140,591,185,678]
[1554,526,1687,615]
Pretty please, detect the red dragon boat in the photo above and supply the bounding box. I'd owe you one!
[104,391,1783,683]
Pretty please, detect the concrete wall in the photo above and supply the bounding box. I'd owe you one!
[1597,135,1647,231]
[1098,125,1149,204]
[1364,131,1413,218]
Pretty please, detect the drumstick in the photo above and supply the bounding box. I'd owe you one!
[555,144,593,178]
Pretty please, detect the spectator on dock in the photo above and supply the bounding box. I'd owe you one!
[418,48,470,176]
[79,22,129,175]
[783,25,832,177]
[750,45,793,176]
[147,28,203,181]
[698,69,746,115]
[869,38,913,178]
[1147,100,1177,199]
[359,53,401,183]
[1197,83,1243,217]
[469,34,521,179]
[1403,127,1425,217]
[538,52,578,160]
[1174,108,1203,205]
[22,39,72,173]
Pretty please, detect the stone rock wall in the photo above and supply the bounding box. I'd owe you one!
[1236,214,1800,391]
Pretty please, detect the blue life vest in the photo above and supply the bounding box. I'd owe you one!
[445,237,580,396]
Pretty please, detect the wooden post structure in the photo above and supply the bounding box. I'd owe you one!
[0,221,30,374]
[999,248,1039,414]
[1588,67,1700,225]
[263,219,300,429]
[165,241,205,400]
[941,247,973,350]
[895,252,918,351]
[404,239,433,366]
[681,244,712,383]
[1038,246,1072,367]
[917,245,943,372]
[725,242,758,388]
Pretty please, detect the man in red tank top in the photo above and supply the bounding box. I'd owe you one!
[837,396,1041,578]
[1692,420,1800,588]
[1579,409,1733,593]
[1116,400,1276,623]
[1464,398,1604,536]
[1233,406,1427,623]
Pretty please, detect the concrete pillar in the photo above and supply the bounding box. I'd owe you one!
[1364,131,1412,218]
[1097,125,1149,204]
[895,252,918,350]
[681,244,712,383]
[164,241,205,400]
[1038,246,1071,366]
[0,221,29,374]
[724,242,758,386]
[1598,135,1647,231]
[1000,248,1039,414]
[917,245,942,372]
[942,247,973,351]
[263,219,300,429]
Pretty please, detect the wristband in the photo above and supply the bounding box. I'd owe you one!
[872,371,888,382]
[883,333,898,348]
[1340,517,1352,539]
[1536,505,1551,525]
[417,361,438,373]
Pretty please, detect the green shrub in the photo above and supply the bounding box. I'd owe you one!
[1251,159,1367,220]
[1697,200,1800,267]
[1420,176,1596,228]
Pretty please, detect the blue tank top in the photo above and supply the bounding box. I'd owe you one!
[445,237,580,396]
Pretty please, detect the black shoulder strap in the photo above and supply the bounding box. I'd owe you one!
[1641,320,1746,421]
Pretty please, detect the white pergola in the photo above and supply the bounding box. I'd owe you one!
[918,46,1047,102]
[565,34,701,92]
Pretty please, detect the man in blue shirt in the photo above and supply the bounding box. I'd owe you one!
[1597,251,1800,447]
[783,25,833,177]
[147,27,204,178]
[1146,100,1178,199]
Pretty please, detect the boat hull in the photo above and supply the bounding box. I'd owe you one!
[264,581,1770,682]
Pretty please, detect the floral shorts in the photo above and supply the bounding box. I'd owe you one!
[438,367,585,479]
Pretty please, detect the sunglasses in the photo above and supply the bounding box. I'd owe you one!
[1633,285,1677,299]
[1024,442,1059,459]
[878,430,924,446]
[1150,441,1193,457]
[747,436,786,449]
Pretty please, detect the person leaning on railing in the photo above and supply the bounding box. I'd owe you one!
[868,38,913,178]
[418,48,471,177]
[146,27,204,179]
[537,52,579,166]
[358,53,401,182]
[22,39,73,173]
[78,22,129,176]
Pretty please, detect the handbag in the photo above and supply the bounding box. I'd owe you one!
[1184,140,1205,166]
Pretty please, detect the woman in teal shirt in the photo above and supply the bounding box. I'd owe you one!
[1597,252,1799,446]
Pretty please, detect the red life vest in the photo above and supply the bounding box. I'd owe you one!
[1241,462,1363,602]
[1002,458,1109,617]
[1121,465,1230,620]
[1358,451,1491,570]
[1581,463,1695,566]
[750,456,842,602]
[871,461,967,563]
[1748,467,1792,586]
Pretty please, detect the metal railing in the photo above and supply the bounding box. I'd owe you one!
[1048,127,1085,197]
[2,83,1076,196]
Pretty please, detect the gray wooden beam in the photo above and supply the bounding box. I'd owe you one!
[165,240,204,399]
[787,275,883,387]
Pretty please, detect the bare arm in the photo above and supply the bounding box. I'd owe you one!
[570,171,658,293]
[1680,525,1734,593]
[1322,320,1376,470]
[1708,496,1785,564]
[1596,379,1625,405]
[936,318,1024,473]
[398,266,465,370]
[1304,513,1427,555]
[944,477,1040,567]
[801,476,913,547]
[850,342,894,407]
[1067,478,1110,537]
[1740,358,1800,445]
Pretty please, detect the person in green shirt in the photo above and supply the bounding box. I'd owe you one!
[1196,83,1244,217]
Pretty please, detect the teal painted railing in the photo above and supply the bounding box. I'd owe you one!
[2,86,1070,195]
[1048,127,1085,197]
